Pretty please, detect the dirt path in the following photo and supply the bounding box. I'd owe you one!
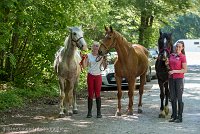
[0,65,200,134]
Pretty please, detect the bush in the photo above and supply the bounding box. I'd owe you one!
[0,82,59,111]
[0,91,24,111]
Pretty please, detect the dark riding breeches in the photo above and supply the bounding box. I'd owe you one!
[169,78,184,103]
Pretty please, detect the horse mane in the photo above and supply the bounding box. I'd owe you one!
[64,36,70,49]
[113,30,148,56]
[63,34,78,54]
[113,30,132,47]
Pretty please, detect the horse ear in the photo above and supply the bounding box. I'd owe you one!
[105,25,108,31]
[79,25,82,29]
[68,27,72,32]
[159,29,162,35]
[169,32,172,37]
[110,26,113,32]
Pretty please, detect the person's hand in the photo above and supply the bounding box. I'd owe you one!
[165,58,169,65]
[168,70,174,75]
[82,54,88,59]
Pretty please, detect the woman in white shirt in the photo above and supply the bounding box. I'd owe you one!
[82,41,107,118]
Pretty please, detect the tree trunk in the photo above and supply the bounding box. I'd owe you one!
[138,11,154,48]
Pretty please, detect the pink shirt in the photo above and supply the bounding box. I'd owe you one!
[169,53,186,79]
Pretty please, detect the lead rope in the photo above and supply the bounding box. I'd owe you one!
[95,55,107,71]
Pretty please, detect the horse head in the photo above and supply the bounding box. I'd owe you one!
[69,26,87,51]
[158,30,173,61]
[98,26,116,56]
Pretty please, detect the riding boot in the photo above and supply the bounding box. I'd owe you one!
[175,102,184,123]
[96,97,102,118]
[169,101,177,122]
[87,98,93,118]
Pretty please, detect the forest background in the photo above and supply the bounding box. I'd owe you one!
[1,0,200,111]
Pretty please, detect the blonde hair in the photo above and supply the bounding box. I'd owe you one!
[92,41,100,47]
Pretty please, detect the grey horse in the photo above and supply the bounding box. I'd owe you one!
[54,26,87,117]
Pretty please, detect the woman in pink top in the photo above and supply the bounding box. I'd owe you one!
[167,41,187,123]
[82,41,107,118]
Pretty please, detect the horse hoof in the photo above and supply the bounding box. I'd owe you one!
[115,111,121,116]
[164,107,169,115]
[158,114,165,118]
[58,114,65,118]
[126,110,133,115]
[138,109,143,114]
[68,112,73,116]
[73,110,78,114]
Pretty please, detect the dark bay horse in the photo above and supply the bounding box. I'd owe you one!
[155,30,173,118]
[98,26,149,116]
[54,26,87,117]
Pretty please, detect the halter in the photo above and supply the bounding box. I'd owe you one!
[99,35,117,57]
[159,47,171,56]
[100,42,109,55]
[70,32,84,49]
[158,47,171,71]
[93,52,107,71]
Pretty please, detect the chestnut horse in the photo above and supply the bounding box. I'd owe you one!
[98,26,149,115]
[155,30,173,118]
[54,26,87,117]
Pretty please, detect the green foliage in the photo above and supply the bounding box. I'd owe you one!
[78,70,87,92]
[0,82,59,111]
[0,91,24,111]
[163,13,200,42]
[74,70,88,98]
[0,0,110,85]
[108,0,194,48]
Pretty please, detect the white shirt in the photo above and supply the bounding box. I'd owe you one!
[87,53,103,75]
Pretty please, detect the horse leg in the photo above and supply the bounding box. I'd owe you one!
[68,89,74,116]
[126,78,135,115]
[138,74,145,113]
[67,80,74,116]
[64,80,73,116]
[73,79,79,114]
[115,76,122,116]
[72,80,78,114]
[158,80,165,118]
[164,82,169,116]
[58,78,65,117]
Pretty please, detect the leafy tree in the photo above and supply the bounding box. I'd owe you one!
[107,0,193,48]
[0,0,110,87]
[163,13,200,42]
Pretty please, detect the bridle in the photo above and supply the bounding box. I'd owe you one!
[95,32,117,71]
[98,34,117,58]
[70,32,84,49]
[158,47,171,71]
[159,47,171,56]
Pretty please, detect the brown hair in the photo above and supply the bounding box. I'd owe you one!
[176,41,185,55]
